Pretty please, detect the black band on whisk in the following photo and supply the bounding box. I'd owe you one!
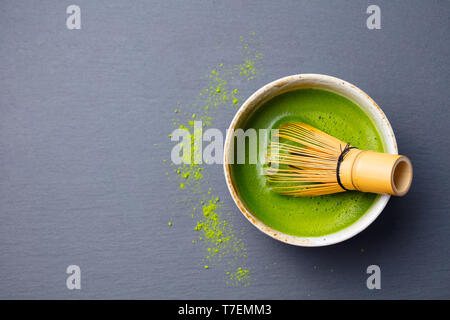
[336,144,356,191]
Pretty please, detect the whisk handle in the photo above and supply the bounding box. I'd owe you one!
[340,149,413,196]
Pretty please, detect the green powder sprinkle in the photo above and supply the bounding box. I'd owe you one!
[165,33,261,286]
[227,267,250,287]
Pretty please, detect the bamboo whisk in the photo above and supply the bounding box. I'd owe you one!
[265,122,413,197]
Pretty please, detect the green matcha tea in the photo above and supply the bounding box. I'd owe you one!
[230,89,384,237]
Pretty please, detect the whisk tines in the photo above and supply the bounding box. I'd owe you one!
[264,122,413,197]
[265,122,348,197]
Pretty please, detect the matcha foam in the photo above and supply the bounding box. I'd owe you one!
[231,89,384,237]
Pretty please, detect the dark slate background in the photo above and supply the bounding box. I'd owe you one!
[0,0,449,299]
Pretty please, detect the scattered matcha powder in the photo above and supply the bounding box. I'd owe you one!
[166,34,261,287]
[227,267,250,287]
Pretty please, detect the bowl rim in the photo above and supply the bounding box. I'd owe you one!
[223,73,397,247]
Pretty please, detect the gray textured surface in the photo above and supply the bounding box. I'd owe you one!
[0,0,449,299]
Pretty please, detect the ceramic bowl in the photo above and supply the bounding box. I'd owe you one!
[223,74,397,247]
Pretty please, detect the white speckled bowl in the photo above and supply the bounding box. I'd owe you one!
[223,74,397,247]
